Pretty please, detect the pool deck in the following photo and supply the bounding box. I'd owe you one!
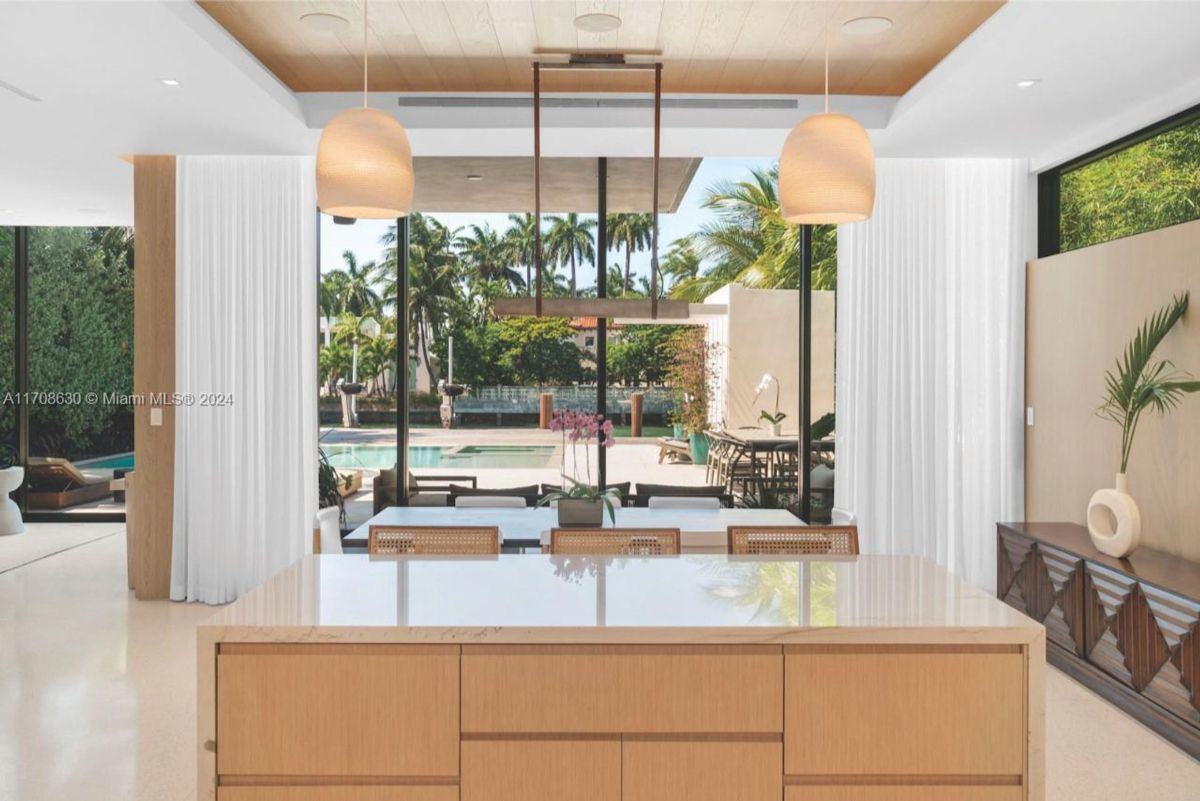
[319,425,708,529]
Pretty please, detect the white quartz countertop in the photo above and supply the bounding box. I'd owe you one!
[200,554,1042,645]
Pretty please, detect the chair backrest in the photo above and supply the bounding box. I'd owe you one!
[647,496,721,510]
[549,527,681,556]
[449,484,539,507]
[454,495,527,509]
[727,525,859,556]
[369,525,500,555]
[313,507,342,554]
[831,507,857,526]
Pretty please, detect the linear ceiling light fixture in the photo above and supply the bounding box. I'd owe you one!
[778,17,876,224]
[316,0,413,219]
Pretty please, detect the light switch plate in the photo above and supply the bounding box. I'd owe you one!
[150,407,163,427]
[1026,406,1034,426]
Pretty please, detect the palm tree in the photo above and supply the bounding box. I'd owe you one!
[332,250,381,315]
[380,214,462,388]
[660,237,701,293]
[544,213,596,295]
[606,213,653,295]
[456,223,524,290]
[503,213,539,289]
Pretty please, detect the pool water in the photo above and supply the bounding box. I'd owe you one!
[79,445,558,473]
[323,444,556,470]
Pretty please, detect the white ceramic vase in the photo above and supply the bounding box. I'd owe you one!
[769,422,782,437]
[1086,473,1141,558]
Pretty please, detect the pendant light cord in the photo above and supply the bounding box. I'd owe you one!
[363,0,369,108]
[823,7,830,114]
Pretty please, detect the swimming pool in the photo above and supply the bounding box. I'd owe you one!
[78,445,558,473]
[323,444,557,470]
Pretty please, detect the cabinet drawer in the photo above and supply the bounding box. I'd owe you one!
[623,740,781,801]
[462,645,782,733]
[461,739,620,801]
[219,788,457,801]
[786,787,1022,801]
[784,647,1026,776]
[216,644,459,776]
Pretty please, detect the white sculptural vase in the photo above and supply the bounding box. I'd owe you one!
[1087,473,1141,558]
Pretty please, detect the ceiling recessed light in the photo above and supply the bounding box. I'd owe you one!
[299,11,351,33]
[466,174,484,182]
[1017,78,1042,88]
[842,16,893,36]
[574,12,622,33]
[160,78,180,87]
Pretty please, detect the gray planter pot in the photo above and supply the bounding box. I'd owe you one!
[557,498,604,528]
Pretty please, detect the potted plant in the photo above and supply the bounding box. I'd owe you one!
[539,408,619,527]
[759,411,787,437]
[666,328,714,464]
[1089,292,1198,557]
[317,448,347,526]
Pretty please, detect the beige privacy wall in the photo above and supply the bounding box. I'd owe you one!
[1026,218,1200,560]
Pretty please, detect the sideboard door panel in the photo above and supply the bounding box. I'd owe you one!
[622,740,781,801]
[461,739,620,801]
[216,644,459,777]
[784,649,1026,776]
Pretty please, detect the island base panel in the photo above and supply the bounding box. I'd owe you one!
[622,740,782,801]
[218,788,457,801]
[786,787,1023,801]
[461,739,621,801]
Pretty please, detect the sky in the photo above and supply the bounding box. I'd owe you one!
[319,157,774,288]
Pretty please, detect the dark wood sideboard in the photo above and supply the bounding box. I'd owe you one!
[997,522,1200,758]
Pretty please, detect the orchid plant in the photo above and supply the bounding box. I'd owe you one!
[539,408,619,523]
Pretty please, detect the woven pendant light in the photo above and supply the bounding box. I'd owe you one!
[316,0,413,219]
[779,23,874,224]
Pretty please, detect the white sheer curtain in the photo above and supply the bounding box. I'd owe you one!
[171,156,317,604]
[835,159,1029,591]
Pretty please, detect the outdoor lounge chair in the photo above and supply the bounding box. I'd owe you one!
[655,437,692,464]
[26,456,113,510]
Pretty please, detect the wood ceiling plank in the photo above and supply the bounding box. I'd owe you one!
[487,0,539,91]
[717,0,806,94]
[198,0,1006,96]
[398,0,476,90]
[444,0,512,91]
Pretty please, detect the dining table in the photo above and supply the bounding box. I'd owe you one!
[344,505,804,553]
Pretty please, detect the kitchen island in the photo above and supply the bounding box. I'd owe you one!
[197,554,1044,801]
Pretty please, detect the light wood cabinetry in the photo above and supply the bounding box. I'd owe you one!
[786,787,1023,801]
[219,788,457,801]
[216,644,459,777]
[784,646,1026,776]
[205,641,1037,801]
[461,645,782,733]
[461,739,621,801]
[622,740,781,801]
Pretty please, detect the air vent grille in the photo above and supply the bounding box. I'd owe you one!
[396,96,796,111]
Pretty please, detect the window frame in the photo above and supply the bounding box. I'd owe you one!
[1038,102,1200,257]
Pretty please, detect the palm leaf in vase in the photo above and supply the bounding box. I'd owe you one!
[1096,292,1200,473]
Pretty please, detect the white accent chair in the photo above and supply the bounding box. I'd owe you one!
[454,496,527,509]
[647,496,721,510]
[0,467,24,536]
[313,506,342,554]
[831,507,857,526]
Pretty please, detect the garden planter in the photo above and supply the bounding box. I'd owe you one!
[672,423,685,439]
[557,498,604,527]
[688,432,710,465]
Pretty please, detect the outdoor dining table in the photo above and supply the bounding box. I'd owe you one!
[723,429,801,478]
[344,505,804,553]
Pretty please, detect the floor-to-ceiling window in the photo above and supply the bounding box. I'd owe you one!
[317,157,839,523]
[0,226,132,519]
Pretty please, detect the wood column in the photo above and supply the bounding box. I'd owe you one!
[131,155,175,600]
